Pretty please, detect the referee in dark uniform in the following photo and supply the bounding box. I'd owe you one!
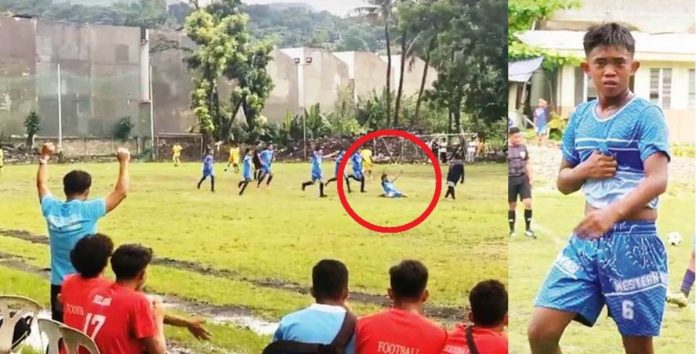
[508,127,535,238]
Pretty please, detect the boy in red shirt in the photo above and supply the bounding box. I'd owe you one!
[83,244,165,354]
[442,280,508,354]
[356,260,447,354]
[61,234,114,331]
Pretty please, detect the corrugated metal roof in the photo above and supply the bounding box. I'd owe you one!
[508,57,543,82]
[517,30,695,55]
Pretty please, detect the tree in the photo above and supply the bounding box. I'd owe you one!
[352,0,397,127]
[24,111,40,148]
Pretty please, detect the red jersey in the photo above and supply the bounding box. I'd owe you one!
[356,308,447,354]
[61,275,111,330]
[83,283,158,354]
[441,323,508,354]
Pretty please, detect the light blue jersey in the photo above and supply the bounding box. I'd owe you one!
[561,97,670,209]
[334,151,346,176]
[243,155,253,180]
[381,180,403,198]
[273,304,355,354]
[202,154,214,176]
[41,195,106,284]
[311,151,323,181]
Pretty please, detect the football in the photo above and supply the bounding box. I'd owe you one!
[667,232,683,246]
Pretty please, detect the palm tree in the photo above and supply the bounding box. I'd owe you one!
[351,0,396,127]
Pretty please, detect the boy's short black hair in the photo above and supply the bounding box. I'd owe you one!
[583,22,635,56]
[469,279,507,327]
[508,127,520,135]
[312,259,348,300]
[63,170,92,196]
[389,260,428,300]
[111,244,153,280]
[245,148,251,154]
[70,233,114,278]
[381,173,388,180]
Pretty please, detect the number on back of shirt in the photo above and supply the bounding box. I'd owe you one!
[83,313,106,339]
[621,300,634,320]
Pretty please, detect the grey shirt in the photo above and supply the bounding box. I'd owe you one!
[508,144,528,177]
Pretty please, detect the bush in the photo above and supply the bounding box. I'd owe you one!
[113,116,134,142]
[24,111,41,148]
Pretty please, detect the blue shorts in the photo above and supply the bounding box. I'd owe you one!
[243,171,252,180]
[261,166,272,175]
[352,170,364,180]
[535,221,668,336]
[203,170,214,177]
[535,124,548,135]
[312,171,323,182]
[385,190,403,198]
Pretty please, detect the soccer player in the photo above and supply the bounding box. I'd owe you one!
[325,148,349,191]
[61,233,114,332]
[442,280,508,354]
[445,153,464,200]
[225,143,240,173]
[83,244,165,354]
[361,147,373,180]
[666,245,695,308]
[508,127,535,238]
[269,259,355,353]
[528,23,670,354]
[347,151,366,193]
[196,149,215,192]
[172,143,183,167]
[355,260,447,354]
[37,142,129,322]
[257,144,275,189]
[238,149,255,196]
[379,172,406,198]
[253,145,264,181]
[533,98,550,146]
[301,146,335,198]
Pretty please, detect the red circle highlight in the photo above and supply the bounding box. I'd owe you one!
[336,129,443,233]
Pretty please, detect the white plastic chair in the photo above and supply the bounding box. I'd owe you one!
[0,295,42,354]
[38,318,65,354]
[60,326,100,354]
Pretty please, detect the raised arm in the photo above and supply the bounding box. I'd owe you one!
[36,142,55,202]
[105,148,130,213]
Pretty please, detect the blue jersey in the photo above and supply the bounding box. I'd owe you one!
[41,195,106,284]
[203,155,214,172]
[382,180,397,194]
[561,97,669,209]
[260,149,274,167]
[273,304,355,354]
[242,155,253,179]
[311,151,323,173]
[351,152,363,172]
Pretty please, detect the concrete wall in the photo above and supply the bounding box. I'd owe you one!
[262,49,299,123]
[0,17,37,136]
[150,29,196,133]
[381,55,437,98]
[546,0,694,33]
[334,51,388,101]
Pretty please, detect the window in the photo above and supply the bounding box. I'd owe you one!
[649,68,672,109]
[689,69,695,109]
[574,67,597,105]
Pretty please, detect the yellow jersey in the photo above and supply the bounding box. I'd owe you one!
[361,149,373,165]
[172,145,183,156]
[229,147,240,163]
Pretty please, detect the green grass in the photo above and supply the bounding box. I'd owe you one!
[0,161,507,352]
[509,189,695,353]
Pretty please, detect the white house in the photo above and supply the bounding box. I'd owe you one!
[513,30,695,143]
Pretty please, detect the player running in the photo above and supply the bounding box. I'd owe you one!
[238,149,255,196]
[301,146,338,198]
[257,144,275,189]
[225,143,240,173]
[528,23,670,354]
[172,143,183,167]
[347,151,366,193]
[196,149,215,192]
